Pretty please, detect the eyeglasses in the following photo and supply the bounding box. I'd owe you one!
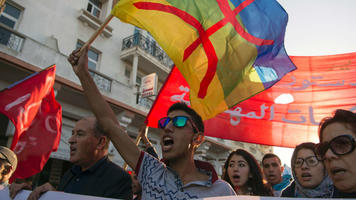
[316,134,356,160]
[294,156,320,168]
[158,116,198,133]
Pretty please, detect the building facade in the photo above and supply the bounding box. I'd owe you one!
[0,0,272,186]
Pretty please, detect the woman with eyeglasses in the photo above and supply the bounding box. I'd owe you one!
[223,149,273,196]
[281,142,334,198]
[316,109,356,198]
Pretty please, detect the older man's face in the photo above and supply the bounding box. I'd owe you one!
[68,118,100,169]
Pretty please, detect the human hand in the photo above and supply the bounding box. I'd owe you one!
[9,182,31,199]
[67,45,89,76]
[26,182,54,200]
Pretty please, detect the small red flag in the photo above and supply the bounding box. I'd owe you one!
[0,65,62,181]
[145,66,189,127]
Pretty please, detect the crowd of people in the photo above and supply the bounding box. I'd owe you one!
[0,46,356,199]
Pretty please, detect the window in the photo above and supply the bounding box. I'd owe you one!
[0,2,21,29]
[124,68,130,79]
[0,2,23,51]
[76,42,99,71]
[87,0,102,18]
[136,75,142,86]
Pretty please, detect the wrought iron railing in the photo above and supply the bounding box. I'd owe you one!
[0,24,24,52]
[122,33,173,68]
[138,95,153,110]
[89,70,112,92]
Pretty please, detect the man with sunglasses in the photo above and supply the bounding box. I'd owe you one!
[316,109,356,198]
[0,146,17,190]
[68,46,236,199]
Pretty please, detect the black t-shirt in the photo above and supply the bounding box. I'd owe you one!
[58,156,132,200]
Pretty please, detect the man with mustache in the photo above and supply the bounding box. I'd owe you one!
[9,117,132,200]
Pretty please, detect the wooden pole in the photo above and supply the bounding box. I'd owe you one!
[79,14,114,53]
[0,0,6,14]
[123,126,149,170]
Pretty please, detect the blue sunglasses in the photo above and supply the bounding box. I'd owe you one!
[158,116,198,133]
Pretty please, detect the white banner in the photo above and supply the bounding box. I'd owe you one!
[0,187,347,200]
[0,187,118,200]
[202,195,346,200]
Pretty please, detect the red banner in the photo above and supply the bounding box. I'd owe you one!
[146,53,356,147]
[0,65,62,180]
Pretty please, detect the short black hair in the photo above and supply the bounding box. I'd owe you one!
[167,102,204,133]
[262,153,281,165]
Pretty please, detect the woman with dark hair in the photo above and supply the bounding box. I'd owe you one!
[223,149,272,196]
[281,142,333,197]
[316,109,356,198]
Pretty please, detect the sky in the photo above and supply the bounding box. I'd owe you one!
[273,0,356,166]
[279,0,356,56]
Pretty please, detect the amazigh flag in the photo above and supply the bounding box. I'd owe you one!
[0,65,62,180]
[112,0,296,120]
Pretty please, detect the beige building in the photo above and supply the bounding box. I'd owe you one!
[0,0,272,186]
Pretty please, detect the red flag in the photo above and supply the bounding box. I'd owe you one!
[145,66,190,127]
[146,53,356,147]
[0,65,62,180]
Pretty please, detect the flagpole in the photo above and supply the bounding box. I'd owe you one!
[0,0,5,14]
[80,14,114,53]
[122,126,148,170]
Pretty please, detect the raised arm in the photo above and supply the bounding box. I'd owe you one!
[68,46,140,168]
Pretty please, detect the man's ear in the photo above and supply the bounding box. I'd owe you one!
[97,136,108,150]
[192,133,204,146]
[281,165,284,173]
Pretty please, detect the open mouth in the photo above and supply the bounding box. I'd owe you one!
[301,173,311,178]
[232,175,240,180]
[300,172,312,181]
[163,138,174,146]
[162,136,174,152]
[268,175,276,179]
[70,146,77,155]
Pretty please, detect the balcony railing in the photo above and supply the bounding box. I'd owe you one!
[138,95,153,110]
[122,33,173,68]
[0,24,24,52]
[89,70,112,92]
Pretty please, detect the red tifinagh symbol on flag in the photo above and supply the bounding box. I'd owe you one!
[134,0,274,98]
